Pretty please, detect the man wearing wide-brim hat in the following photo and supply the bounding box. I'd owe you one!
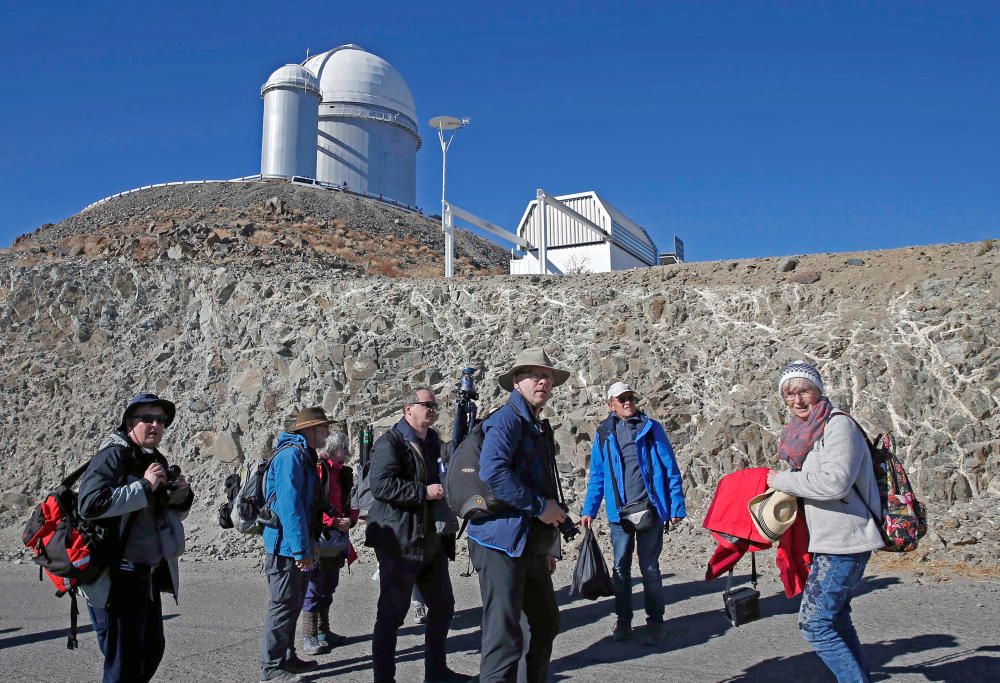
[260,407,332,683]
[467,347,571,682]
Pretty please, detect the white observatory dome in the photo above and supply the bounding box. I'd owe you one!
[304,44,417,127]
[301,44,421,205]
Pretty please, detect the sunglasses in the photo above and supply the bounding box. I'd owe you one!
[133,414,169,426]
[614,394,639,404]
[409,401,440,411]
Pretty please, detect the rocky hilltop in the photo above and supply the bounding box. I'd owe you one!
[1,184,997,572]
[8,181,508,277]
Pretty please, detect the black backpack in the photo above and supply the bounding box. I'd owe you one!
[445,419,507,520]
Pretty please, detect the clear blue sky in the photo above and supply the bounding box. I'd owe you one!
[2,1,997,260]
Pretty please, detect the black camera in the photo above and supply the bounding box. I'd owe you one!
[164,465,183,491]
[557,503,580,543]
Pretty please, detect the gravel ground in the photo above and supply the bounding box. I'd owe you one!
[1,549,998,683]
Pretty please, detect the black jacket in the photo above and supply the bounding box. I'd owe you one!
[364,422,455,562]
[78,430,194,598]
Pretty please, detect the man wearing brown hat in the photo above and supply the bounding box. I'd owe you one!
[467,348,571,683]
[260,407,332,683]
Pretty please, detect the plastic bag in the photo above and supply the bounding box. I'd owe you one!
[570,528,614,600]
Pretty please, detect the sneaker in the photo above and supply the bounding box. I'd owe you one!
[282,654,318,674]
[424,668,474,683]
[318,630,348,648]
[260,671,302,683]
[640,621,666,646]
[611,619,632,642]
[411,600,428,625]
[302,634,329,656]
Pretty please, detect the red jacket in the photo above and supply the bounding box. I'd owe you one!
[703,467,811,597]
[318,458,360,565]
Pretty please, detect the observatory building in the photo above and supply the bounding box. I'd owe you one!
[260,44,421,206]
[509,191,659,274]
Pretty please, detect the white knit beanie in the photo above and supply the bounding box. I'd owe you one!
[777,361,824,398]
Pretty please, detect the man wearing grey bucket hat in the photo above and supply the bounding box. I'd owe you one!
[468,347,571,683]
[77,392,193,683]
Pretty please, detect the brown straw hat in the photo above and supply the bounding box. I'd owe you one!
[747,489,799,542]
[293,406,333,431]
[497,347,570,392]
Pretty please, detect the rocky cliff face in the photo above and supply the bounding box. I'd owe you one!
[1,190,997,568]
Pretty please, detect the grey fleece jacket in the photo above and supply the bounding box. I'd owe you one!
[771,410,885,555]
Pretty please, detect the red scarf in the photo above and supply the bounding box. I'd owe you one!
[777,397,832,470]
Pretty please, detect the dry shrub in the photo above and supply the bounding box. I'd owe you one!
[369,260,402,277]
[249,231,276,247]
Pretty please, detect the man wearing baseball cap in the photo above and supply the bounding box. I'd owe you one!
[78,392,193,683]
[580,381,686,645]
[260,406,332,683]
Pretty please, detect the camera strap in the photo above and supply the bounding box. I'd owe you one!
[725,552,758,594]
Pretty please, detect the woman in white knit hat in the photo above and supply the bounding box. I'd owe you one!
[766,361,884,683]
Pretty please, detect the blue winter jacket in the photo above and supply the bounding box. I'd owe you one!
[467,391,554,558]
[263,431,318,560]
[581,413,686,523]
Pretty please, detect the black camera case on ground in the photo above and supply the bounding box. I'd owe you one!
[723,552,761,627]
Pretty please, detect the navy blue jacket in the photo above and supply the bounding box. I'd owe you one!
[467,391,557,558]
[581,413,686,524]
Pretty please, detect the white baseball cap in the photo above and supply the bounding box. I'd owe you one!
[606,381,638,400]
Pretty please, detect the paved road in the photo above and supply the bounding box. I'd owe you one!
[1,556,998,682]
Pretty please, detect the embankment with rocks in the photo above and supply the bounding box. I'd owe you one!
[0,189,997,573]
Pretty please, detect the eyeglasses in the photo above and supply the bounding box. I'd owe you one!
[409,401,439,411]
[782,389,817,403]
[614,394,639,404]
[132,414,169,426]
[518,370,555,383]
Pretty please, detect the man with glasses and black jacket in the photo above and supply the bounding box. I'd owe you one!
[78,393,194,683]
[365,387,467,683]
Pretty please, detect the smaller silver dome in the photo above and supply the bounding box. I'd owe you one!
[261,64,321,97]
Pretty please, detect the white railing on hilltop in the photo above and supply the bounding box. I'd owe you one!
[80,174,424,216]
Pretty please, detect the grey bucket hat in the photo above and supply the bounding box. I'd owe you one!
[497,347,570,392]
[119,392,176,430]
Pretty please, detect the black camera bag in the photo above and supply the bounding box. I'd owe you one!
[723,553,760,627]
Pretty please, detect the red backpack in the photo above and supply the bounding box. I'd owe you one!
[22,461,110,649]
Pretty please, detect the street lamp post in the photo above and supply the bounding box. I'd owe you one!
[428,115,470,278]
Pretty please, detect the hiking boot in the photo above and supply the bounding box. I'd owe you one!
[411,600,428,625]
[260,671,302,683]
[302,634,329,656]
[424,667,474,683]
[318,630,348,648]
[611,619,632,641]
[640,621,666,646]
[282,654,318,674]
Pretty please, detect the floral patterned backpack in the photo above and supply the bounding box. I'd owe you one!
[835,412,928,552]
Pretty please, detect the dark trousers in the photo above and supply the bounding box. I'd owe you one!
[470,542,560,683]
[303,559,342,613]
[87,568,166,683]
[260,553,306,679]
[373,547,455,683]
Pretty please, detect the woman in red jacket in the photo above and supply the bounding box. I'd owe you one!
[301,431,359,655]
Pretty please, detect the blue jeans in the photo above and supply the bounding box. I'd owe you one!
[799,552,872,683]
[609,521,665,624]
